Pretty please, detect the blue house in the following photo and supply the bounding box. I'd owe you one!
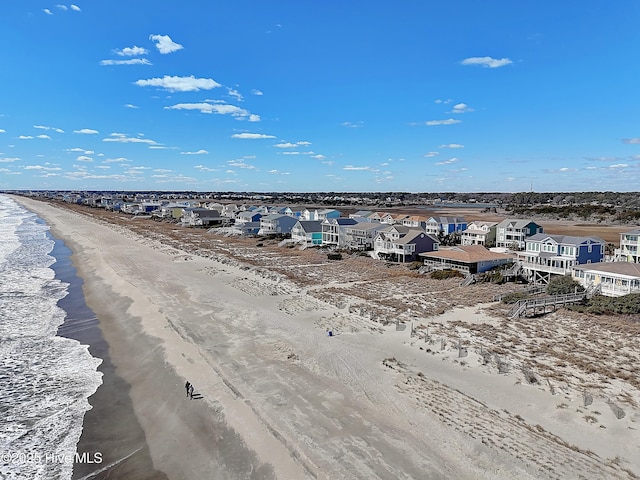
[517,234,605,284]
[425,216,467,236]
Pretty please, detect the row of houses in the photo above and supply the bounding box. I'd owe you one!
[60,194,640,299]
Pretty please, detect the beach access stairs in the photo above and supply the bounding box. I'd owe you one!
[507,283,601,318]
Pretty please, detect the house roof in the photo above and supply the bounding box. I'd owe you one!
[428,216,466,223]
[346,222,386,232]
[496,218,541,228]
[295,220,322,232]
[395,230,436,245]
[527,233,605,245]
[324,218,358,225]
[420,245,515,263]
[573,262,640,277]
[467,221,498,228]
[622,228,640,235]
[403,215,429,222]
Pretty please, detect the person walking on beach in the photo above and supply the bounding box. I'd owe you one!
[188,383,194,400]
[185,381,191,398]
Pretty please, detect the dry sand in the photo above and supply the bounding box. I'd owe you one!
[15,196,640,480]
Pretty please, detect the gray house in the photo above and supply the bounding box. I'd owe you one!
[258,214,299,235]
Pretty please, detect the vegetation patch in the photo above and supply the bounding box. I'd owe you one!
[569,293,640,315]
[430,269,464,280]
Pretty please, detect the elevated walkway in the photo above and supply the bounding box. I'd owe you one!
[508,284,601,318]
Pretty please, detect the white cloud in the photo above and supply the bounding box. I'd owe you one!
[231,133,276,139]
[280,151,301,155]
[342,121,364,128]
[101,58,151,66]
[181,149,208,155]
[425,118,461,126]
[435,157,460,165]
[136,75,220,92]
[24,165,62,171]
[311,154,326,160]
[194,165,218,172]
[116,46,148,56]
[70,4,81,11]
[34,125,64,133]
[451,103,474,114]
[0,157,20,163]
[227,88,243,102]
[439,143,464,149]
[124,104,139,109]
[44,9,53,15]
[461,56,513,68]
[343,165,378,171]
[228,160,256,169]
[103,157,130,163]
[251,89,264,96]
[274,141,311,148]
[622,138,640,144]
[248,114,261,122]
[57,5,68,11]
[74,128,99,134]
[149,34,183,54]
[424,152,440,157]
[609,163,628,169]
[36,134,51,139]
[0,129,5,133]
[102,133,157,145]
[76,156,93,162]
[165,102,250,119]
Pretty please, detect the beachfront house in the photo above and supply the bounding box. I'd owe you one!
[221,203,239,218]
[235,211,262,224]
[495,219,543,250]
[401,215,429,230]
[572,262,640,297]
[154,203,188,221]
[425,216,467,236]
[349,210,375,221]
[517,234,605,284]
[181,207,225,227]
[257,214,298,236]
[460,221,498,247]
[301,208,341,221]
[291,220,323,246]
[614,228,640,263]
[228,221,261,236]
[321,218,358,246]
[342,221,388,250]
[373,227,439,263]
[420,245,515,275]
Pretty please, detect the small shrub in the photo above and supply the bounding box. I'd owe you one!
[327,252,343,261]
[501,292,529,304]
[546,275,584,296]
[430,269,463,280]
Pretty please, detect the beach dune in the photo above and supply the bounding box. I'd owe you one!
[16,196,639,480]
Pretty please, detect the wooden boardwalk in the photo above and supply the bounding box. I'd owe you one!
[508,284,600,318]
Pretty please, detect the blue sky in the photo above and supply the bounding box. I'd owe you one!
[1,1,639,193]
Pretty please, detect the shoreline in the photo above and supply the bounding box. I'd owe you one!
[12,195,640,480]
[47,214,169,479]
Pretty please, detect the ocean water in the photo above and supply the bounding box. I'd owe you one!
[0,195,103,479]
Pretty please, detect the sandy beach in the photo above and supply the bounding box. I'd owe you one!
[14,196,640,480]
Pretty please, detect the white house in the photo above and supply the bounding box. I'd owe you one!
[572,262,640,297]
[460,221,497,246]
[615,228,640,263]
[495,219,543,250]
